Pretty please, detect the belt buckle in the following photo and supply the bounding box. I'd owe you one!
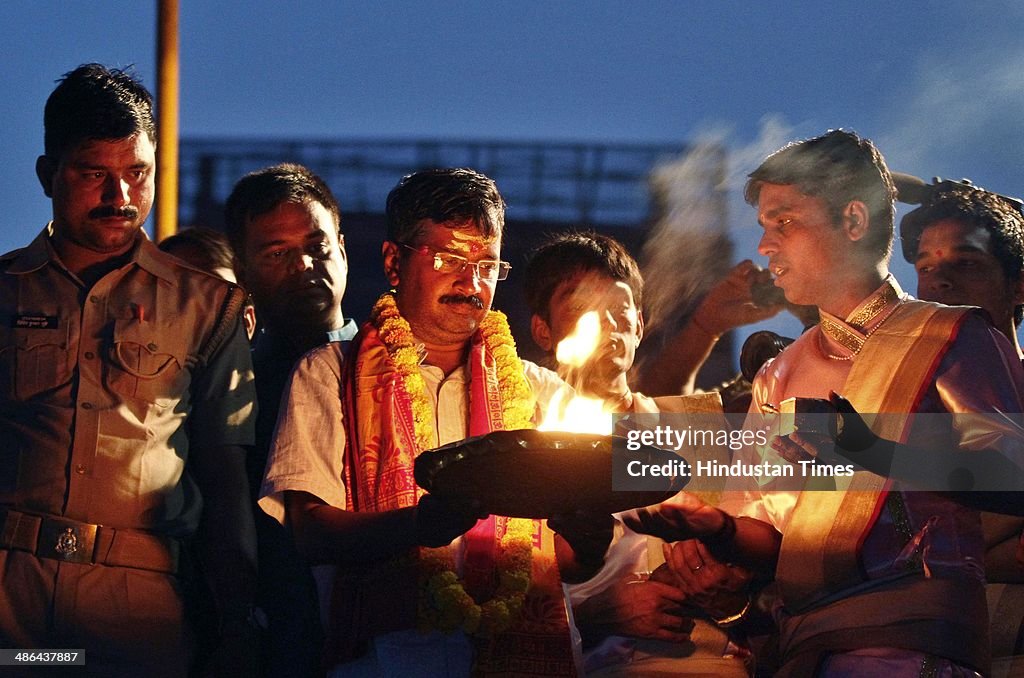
[39,519,98,564]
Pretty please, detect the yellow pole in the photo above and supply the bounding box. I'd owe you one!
[155,0,179,241]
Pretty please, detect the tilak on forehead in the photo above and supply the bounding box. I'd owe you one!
[446,224,497,254]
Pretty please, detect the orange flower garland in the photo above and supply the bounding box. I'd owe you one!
[478,311,535,430]
[369,292,536,637]
[371,292,435,450]
[419,519,534,636]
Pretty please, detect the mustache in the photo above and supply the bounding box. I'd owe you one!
[439,294,484,309]
[89,205,139,220]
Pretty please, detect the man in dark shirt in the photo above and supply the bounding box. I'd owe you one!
[224,163,355,676]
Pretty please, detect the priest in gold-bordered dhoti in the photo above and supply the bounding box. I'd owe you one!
[626,130,1024,677]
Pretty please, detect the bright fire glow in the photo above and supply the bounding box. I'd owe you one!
[538,388,611,434]
[539,310,613,434]
[555,311,601,367]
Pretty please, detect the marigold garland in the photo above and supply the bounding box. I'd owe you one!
[419,519,534,636]
[478,311,535,430]
[371,293,435,450]
[369,292,536,637]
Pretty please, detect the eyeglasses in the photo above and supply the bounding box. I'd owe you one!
[398,243,511,281]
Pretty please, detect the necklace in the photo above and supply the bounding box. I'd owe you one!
[818,281,900,361]
[370,292,535,636]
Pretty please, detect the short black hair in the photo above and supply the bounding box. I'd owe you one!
[745,129,896,260]
[524,231,643,321]
[223,163,342,258]
[158,227,238,273]
[44,63,155,160]
[385,168,505,245]
[901,186,1024,325]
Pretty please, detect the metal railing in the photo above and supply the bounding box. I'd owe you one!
[178,137,690,227]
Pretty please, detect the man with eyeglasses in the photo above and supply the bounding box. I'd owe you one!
[259,168,608,676]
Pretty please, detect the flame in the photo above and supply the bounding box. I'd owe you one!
[539,310,613,434]
[555,311,601,367]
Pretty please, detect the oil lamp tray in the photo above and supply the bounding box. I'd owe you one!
[413,429,683,518]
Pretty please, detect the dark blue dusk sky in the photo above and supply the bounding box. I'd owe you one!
[3,1,1022,340]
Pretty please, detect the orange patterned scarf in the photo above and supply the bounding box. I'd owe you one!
[335,293,576,677]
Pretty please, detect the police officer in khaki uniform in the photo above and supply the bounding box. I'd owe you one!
[0,64,258,676]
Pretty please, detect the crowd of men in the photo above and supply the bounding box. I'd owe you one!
[2,62,1023,677]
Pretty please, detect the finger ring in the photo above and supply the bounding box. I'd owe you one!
[690,563,704,572]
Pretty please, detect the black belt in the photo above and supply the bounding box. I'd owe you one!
[0,508,179,575]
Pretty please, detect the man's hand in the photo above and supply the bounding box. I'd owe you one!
[638,260,784,396]
[621,492,724,543]
[574,573,694,643]
[548,510,615,567]
[629,496,782,573]
[414,494,482,547]
[771,430,828,465]
[829,392,879,452]
[661,539,752,620]
[771,391,872,466]
[691,260,784,338]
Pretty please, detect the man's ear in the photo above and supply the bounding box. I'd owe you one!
[242,304,257,341]
[635,309,645,346]
[531,314,554,353]
[36,156,55,198]
[382,240,401,287]
[841,200,870,242]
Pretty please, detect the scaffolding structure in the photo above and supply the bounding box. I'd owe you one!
[179,138,689,227]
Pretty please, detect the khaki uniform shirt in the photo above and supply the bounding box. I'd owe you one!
[0,226,256,537]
